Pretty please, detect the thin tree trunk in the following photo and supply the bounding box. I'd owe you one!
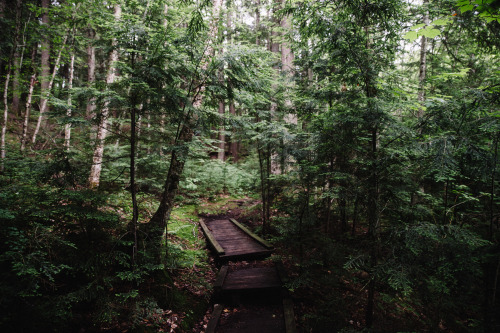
[35,0,50,143]
[64,44,75,150]
[32,33,69,144]
[130,86,139,266]
[20,45,37,151]
[217,101,225,160]
[86,27,96,120]
[255,0,260,46]
[88,4,121,188]
[20,75,36,151]
[417,0,429,116]
[1,0,22,173]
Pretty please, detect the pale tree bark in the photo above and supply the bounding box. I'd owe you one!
[417,0,429,117]
[217,22,225,161]
[20,45,37,151]
[148,0,223,260]
[86,27,96,120]
[88,4,121,188]
[32,33,69,144]
[255,0,260,46]
[227,1,238,161]
[64,43,75,150]
[217,100,225,160]
[34,0,50,142]
[1,0,22,172]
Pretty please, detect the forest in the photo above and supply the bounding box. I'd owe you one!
[1,0,499,332]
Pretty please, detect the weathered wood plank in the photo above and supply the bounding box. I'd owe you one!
[222,267,281,291]
[200,220,225,255]
[219,249,273,262]
[214,265,229,292]
[283,297,297,333]
[206,303,223,333]
[229,218,273,249]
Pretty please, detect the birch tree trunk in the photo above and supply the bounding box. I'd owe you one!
[20,46,37,151]
[88,4,121,188]
[32,33,68,144]
[34,0,50,142]
[417,0,429,117]
[228,2,238,161]
[64,46,75,150]
[1,0,22,172]
[86,27,96,120]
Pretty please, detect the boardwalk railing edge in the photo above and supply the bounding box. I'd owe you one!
[283,297,298,333]
[229,218,274,250]
[206,304,223,333]
[199,220,225,255]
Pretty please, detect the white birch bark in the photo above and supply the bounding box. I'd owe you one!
[32,33,68,144]
[64,50,75,150]
[86,27,96,120]
[35,0,50,142]
[417,0,429,117]
[88,4,121,188]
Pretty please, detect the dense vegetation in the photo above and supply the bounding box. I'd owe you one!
[1,0,499,331]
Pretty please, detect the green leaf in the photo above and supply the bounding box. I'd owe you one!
[432,18,452,25]
[403,30,418,41]
[420,27,441,38]
[410,23,426,30]
[460,4,475,12]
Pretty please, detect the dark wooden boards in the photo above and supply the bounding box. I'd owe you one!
[283,297,297,333]
[201,219,273,261]
[222,267,281,291]
[215,305,286,333]
[206,304,224,333]
[200,220,225,255]
[202,217,297,333]
[229,218,273,249]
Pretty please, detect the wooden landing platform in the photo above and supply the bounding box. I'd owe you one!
[215,266,282,292]
[206,299,296,333]
[200,219,273,262]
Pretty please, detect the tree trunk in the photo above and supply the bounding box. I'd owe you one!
[130,96,139,266]
[20,46,37,151]
[64,44,75,150]
[86,27,97,120]
[34,0,50,143]
[217,101,225,160]
[417,0,429,116]
[88,4,121,188]
[32,33,68,144]
[255,0,260,46]
[1,0,22,173]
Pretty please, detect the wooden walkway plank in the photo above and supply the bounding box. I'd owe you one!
[283,297,298,333]
[206,304,224,333]
[201,219,273,261]
[200,220,225,255]
[214,266,229,292]
[229,218,273,249]
[221,267,281,291]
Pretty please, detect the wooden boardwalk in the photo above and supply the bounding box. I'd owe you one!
[200,218,273,262]
[200,218,297,333]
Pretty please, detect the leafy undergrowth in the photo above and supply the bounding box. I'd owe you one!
[73,192,221,332]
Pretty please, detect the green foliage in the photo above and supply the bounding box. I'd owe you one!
[180,158,259,199]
